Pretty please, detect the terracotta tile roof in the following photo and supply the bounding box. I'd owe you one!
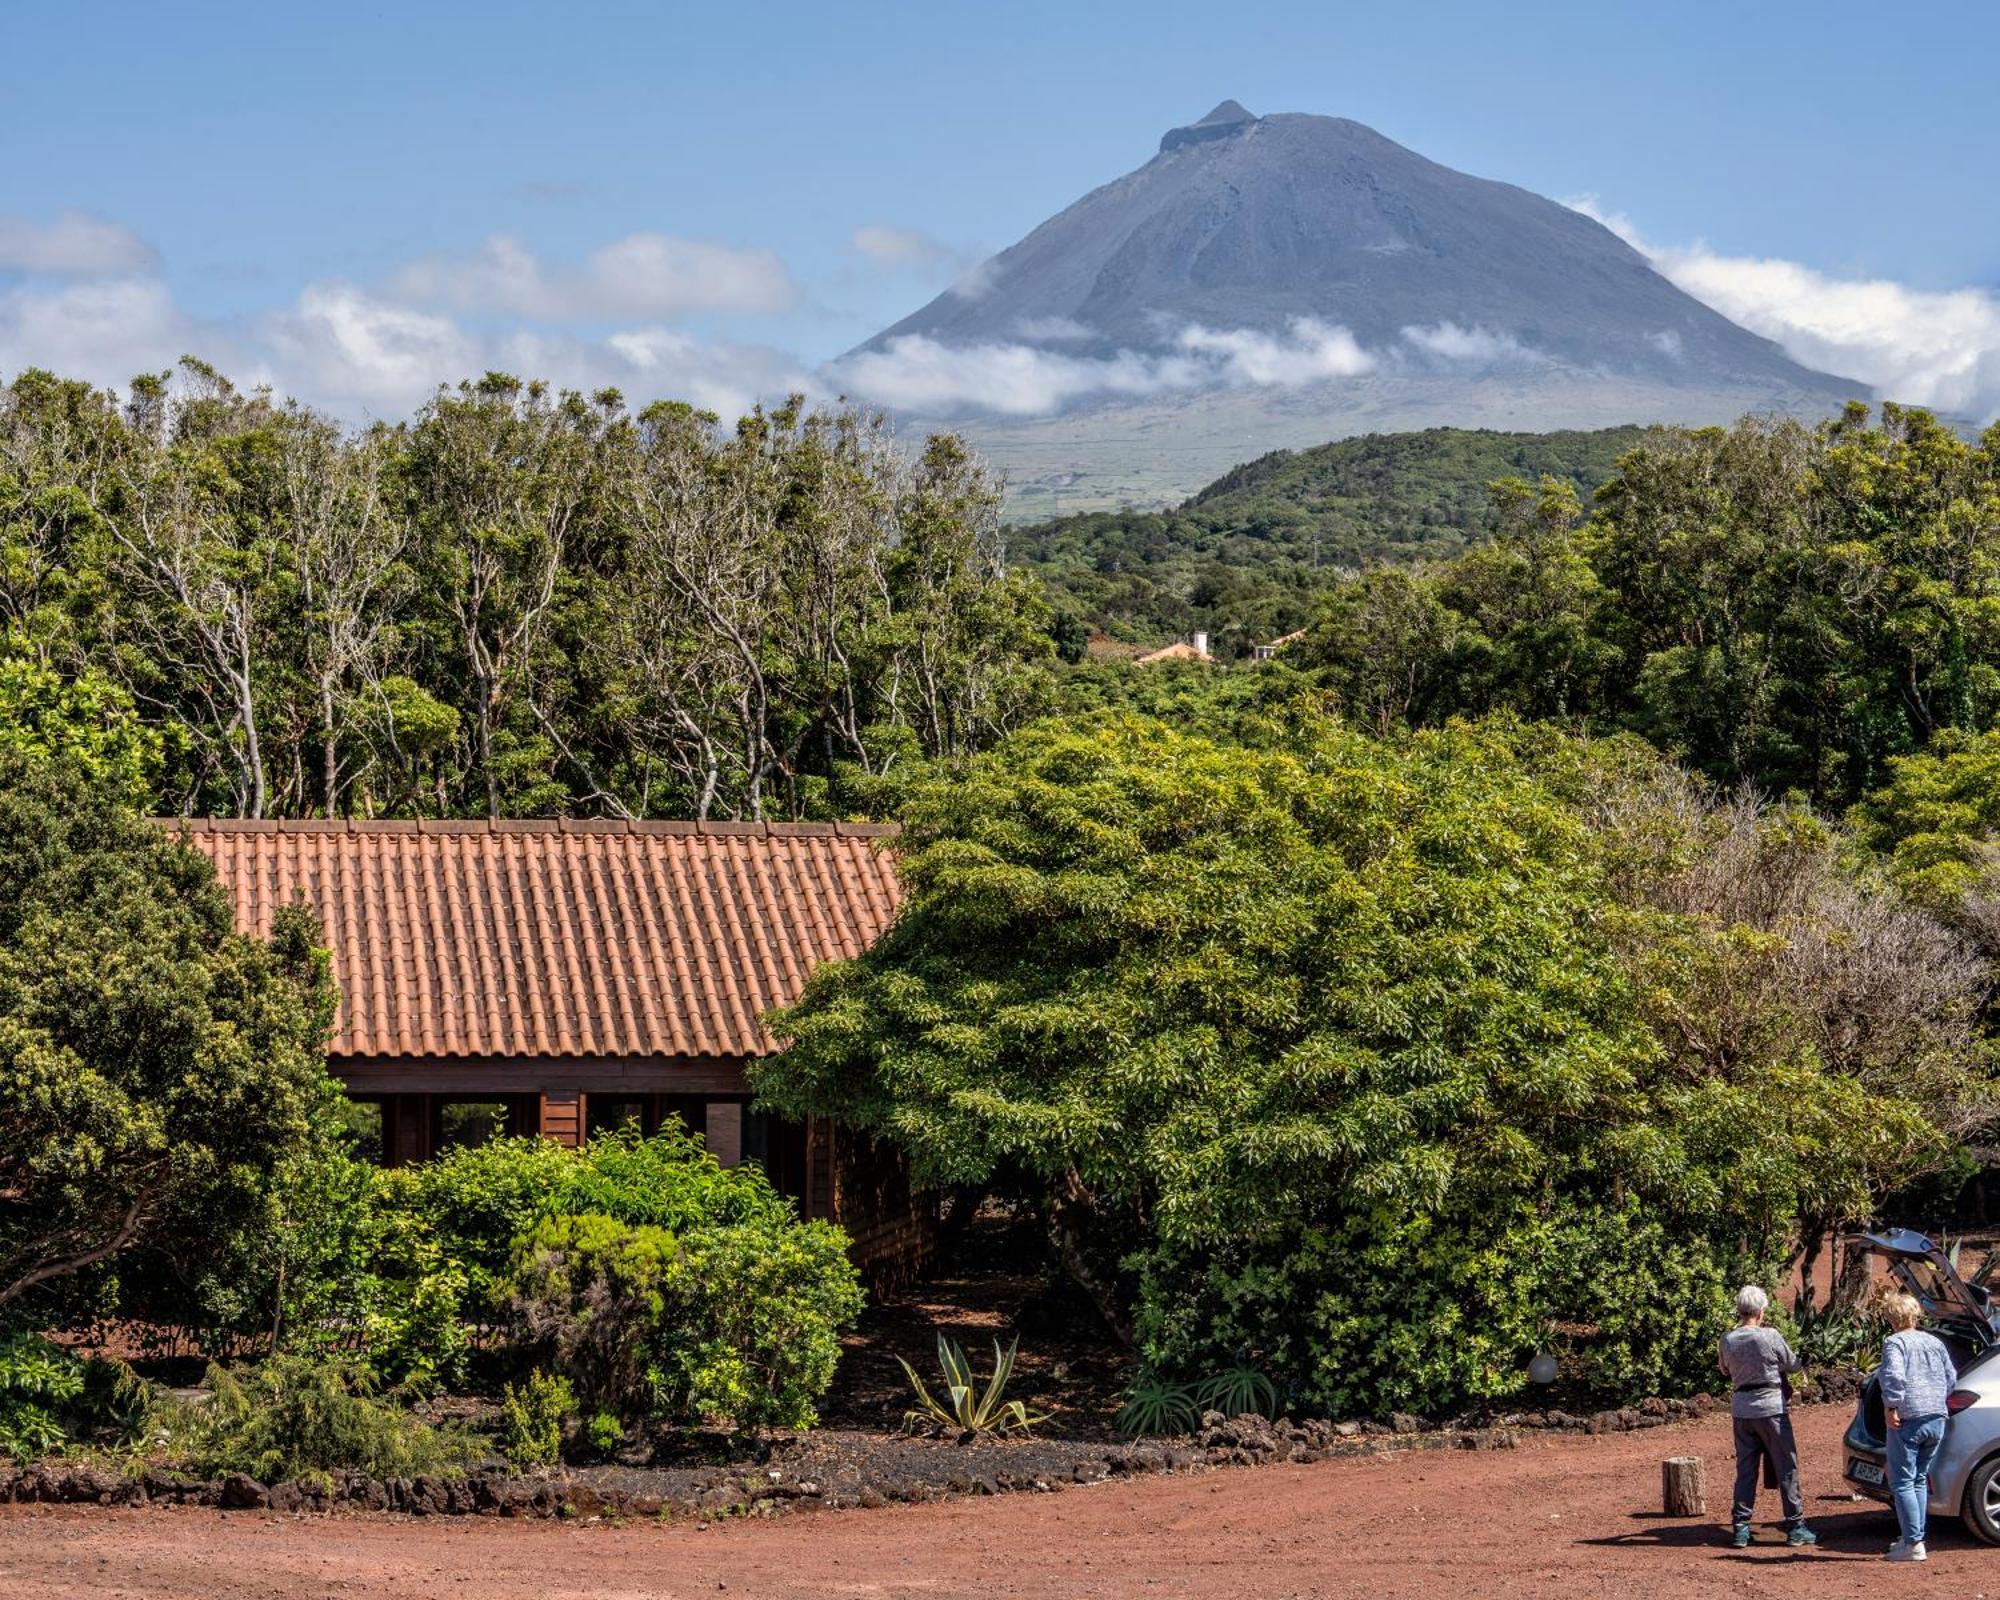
[171,819,901,1062]
[1133,639,1214,665]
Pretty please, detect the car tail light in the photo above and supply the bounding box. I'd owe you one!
[1947,1390,1980,1414]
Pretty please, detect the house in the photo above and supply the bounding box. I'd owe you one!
[1252,629,1306,662]
[1134,630,1212,664]
[175,817,931,1277]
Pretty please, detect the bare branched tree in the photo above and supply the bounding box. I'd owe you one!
[278,411,406,814]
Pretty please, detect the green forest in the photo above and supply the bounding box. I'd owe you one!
[1016,424,1647,653]
[0,361,1051,822]
[7,359,2000,1467]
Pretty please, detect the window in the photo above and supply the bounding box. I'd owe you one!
[337,1097,385,1164]
[585,1095,650,1141]
[437,1100,509,1151]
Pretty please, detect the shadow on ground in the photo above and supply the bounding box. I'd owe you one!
[819,1207,1134,1438]
[1583,1493,1979,1560]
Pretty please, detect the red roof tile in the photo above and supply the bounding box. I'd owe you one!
[171,819,901,1061]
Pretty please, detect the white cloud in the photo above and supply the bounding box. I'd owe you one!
[389,232,797,321]
[832,318,1379,415]
[0,212,158,277]
[250,283,812,420]
[1400,321,1534,364]
[850,225,954,269]
[831,335,1198,415]
[947,257,1002,302]
[1012,315,1095,343]
[1568,195,2000,420]
[0,278,190,388]
[256,282,481,414]
[603,328,813,417]
[1178,317,1374,385]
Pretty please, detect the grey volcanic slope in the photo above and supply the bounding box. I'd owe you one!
[862,102,1847,393]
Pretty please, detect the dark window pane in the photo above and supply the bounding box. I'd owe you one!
[586,1096,649,1140]
[338,1098,384,1164]
[438,1100,508,1151]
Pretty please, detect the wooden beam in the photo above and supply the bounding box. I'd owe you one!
[541,1089,582,1149]
[704,1102,743,1168]
[331,1058,752,1095]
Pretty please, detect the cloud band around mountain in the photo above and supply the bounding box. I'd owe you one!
[5,207,2000,427]
[1566,197,2000,422]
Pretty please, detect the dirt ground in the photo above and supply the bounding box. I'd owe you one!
[4,1403,1991,1600]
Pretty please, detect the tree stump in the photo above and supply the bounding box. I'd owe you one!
[1662,1455,1706,1516]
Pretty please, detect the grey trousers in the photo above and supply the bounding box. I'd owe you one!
[1732,1413,1804,1528]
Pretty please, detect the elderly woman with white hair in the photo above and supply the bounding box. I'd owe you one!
[1877,1289,1958,1563]
[1718,1284,1816,1548]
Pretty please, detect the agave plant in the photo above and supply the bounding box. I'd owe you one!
[898,1334,1050,1435]
[1195,1365,1279,1419]
[1117,1378,1200,1438]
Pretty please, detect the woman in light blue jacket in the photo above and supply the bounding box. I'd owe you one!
[1879,1289,1959,1563]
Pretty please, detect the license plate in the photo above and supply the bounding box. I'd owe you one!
[1849,1458,1886,1486]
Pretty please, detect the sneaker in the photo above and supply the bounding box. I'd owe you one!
[1731,1524,1753,1548]
[1787,1527,1818,1548]
[1885,1540,1927,1562]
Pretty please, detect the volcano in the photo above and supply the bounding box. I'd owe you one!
[849,103,1861,513]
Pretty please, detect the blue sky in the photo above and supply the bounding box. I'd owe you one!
[4,0,1996,418]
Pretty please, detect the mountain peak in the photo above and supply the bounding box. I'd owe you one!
[1160,99,1257,153]
[861,102,1857,432]
[1194,98,1254,125]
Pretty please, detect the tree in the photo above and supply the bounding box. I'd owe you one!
[0,638,160,810]
[756,711,1991,1410]
[276,410,408,815]
[0,755,337,1319]
[1852,726,2000,950]
[588,399,1050,819]
[92,367,292,815]
[1297,409,2000,807]
[0,362,1058,823]
[1299,565,1468,731]
[756,714,1648,1349]
[400,375,596,818]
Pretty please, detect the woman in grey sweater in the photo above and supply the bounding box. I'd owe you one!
[1717,1285,1816,1548]
[1879,1289,1959,1563]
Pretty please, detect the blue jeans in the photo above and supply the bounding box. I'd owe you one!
[1888,1413,1947,1545]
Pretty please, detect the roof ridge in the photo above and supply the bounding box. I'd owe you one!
[157,816,899,837]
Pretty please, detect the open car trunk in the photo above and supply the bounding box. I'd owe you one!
[1859,1229,2000,1354]
[1851,1229,2000,1446]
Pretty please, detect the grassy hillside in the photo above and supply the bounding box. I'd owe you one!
[1018,424,1652,654]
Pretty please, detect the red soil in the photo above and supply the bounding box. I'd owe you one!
[0,1403,1984,1600]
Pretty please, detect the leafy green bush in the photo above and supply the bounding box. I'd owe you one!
[584,1410,623,1457]
[159,1357,474,1482]
[366,1124,807,1369]
[507,1202,862,1432]
[362,1236,471,1394]
[499,1371,573,1468]
[1133,1201,1734,1415]
[0,1334,84,1462]
[371,1136,576,1335]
